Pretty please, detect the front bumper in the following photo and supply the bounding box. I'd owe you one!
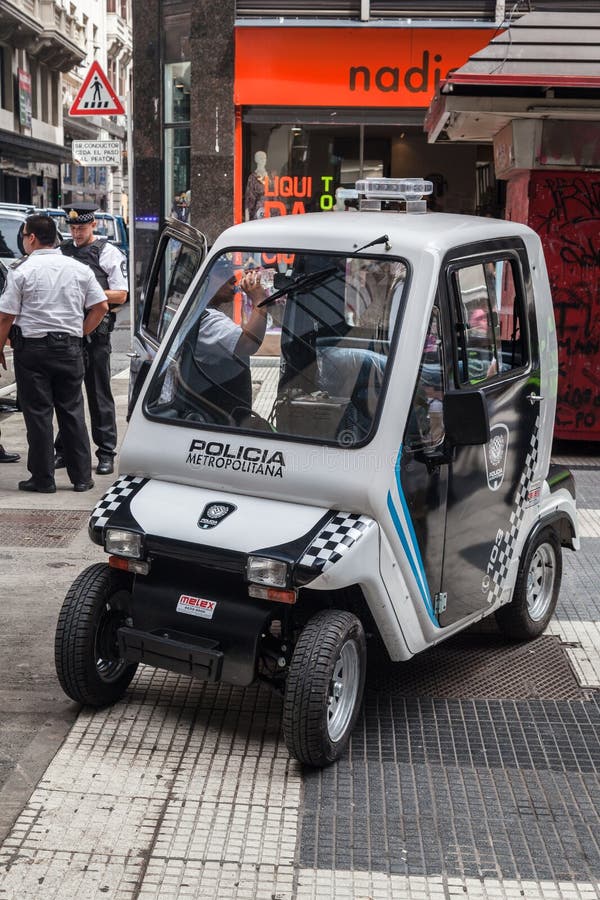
[120,559,273,687]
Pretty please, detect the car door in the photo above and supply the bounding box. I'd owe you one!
[439,239,539,626]
[128,218,207,417]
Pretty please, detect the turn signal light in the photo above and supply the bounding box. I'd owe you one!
[248,584,297,604]
[108,555,151,575]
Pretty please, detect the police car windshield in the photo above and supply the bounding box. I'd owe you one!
[145,249,408,448]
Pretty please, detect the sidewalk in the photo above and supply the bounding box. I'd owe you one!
[0,373,599,899]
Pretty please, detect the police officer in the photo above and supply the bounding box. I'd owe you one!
[55,202,128,475]
[0,214,108,492]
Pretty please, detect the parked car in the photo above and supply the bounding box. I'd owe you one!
[55,178,578,768]
[0,202,36,215]
[0,209,28,390]
[0,208,27,266]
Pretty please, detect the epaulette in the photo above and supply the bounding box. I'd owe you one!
[9,256,29,269]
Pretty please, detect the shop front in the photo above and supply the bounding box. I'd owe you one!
[234,25,499,224]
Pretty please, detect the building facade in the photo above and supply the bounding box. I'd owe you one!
[132,1,518,290]
[131,2,594,280]
[0,0,132,214]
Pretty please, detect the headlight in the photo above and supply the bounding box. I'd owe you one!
[247,556,289,588]
[105,529,142,559]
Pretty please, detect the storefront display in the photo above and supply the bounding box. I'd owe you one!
[235,25,498,224]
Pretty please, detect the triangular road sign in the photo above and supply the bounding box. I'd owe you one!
[69,61,125,116]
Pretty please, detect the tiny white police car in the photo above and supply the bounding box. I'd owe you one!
[55,179,578,767]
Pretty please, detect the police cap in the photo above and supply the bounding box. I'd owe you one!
[62,201,99,225]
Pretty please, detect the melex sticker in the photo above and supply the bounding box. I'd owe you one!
[484,424,509,491]
[176,594,217,619]
[526,482,541,507]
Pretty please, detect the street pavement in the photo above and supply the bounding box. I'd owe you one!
[0,346,599,898]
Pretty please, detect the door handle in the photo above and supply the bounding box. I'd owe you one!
[127,351,140,359]
[526,392,543,405]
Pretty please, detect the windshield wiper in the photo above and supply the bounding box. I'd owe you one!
[258,266,338,308]
[355,234,391,253]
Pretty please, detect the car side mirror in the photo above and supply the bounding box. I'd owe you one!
[444,389,490,446]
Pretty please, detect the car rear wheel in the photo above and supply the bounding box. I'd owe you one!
[283,610,366,767]
[495,527,562,640]
[55,562,137,706]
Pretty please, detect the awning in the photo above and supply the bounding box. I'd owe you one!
[0,130,71,165]
[425,11,600,143]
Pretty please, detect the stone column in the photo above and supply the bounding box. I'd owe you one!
[189,0,235,243]
[132,0,162,297]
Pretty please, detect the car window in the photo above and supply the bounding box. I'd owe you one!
[144,235,203,342]
[451,257,527,385]
[404,307,445,451]
[145,249,407,447]
[0,215,24,258]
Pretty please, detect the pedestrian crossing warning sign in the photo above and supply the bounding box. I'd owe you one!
[69,61,125,116]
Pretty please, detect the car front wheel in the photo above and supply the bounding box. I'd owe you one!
[283,610,366,767]
[55,562,138,706]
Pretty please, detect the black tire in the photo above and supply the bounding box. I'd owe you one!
[495,526,562,641]
[55,562,138,706]
[283,610,366,767]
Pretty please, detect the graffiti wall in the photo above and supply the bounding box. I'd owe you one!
[528,172,600,441]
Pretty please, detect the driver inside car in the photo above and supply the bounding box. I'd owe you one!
[164,256,268,425]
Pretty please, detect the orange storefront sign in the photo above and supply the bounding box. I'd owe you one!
[235,27,497,108]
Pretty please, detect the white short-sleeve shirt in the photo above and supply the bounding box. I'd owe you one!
[98,241,128,291]
[0,248,107,337]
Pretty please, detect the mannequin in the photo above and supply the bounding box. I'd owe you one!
[245,150,268,221]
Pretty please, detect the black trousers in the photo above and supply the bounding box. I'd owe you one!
[56,332,117,460]
[14,345,91,487]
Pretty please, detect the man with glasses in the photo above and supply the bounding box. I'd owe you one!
[0,214,108,492]
[55,202,128,476]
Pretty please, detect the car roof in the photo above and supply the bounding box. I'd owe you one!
[0,209,27,220]
[212,210,533,259]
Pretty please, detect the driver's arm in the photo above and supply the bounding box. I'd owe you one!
[234,271,268,357]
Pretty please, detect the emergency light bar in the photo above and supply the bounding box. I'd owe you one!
[340,177,434,214]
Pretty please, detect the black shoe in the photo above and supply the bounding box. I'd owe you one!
[54,455,66,469]
[96,457,114,475]
[73,480,94,492]
[18,478,56,493]
[0,446,20,463]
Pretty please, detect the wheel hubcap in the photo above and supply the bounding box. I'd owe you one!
[327,639,360,742]
[526,542,556,621]
[95,605,127,682]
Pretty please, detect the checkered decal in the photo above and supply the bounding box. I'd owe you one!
[485,416,540,605]
[89,475,148,531]
[299,512,375,573]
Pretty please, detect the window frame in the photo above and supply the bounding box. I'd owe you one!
[139,223,206,348]
[445,247,531,390]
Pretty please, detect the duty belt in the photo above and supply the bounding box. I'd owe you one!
[19,334,83,347]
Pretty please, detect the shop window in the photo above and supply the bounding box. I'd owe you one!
[164,61,191,223]
[451,258,527,386]
[241,122,398,221]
